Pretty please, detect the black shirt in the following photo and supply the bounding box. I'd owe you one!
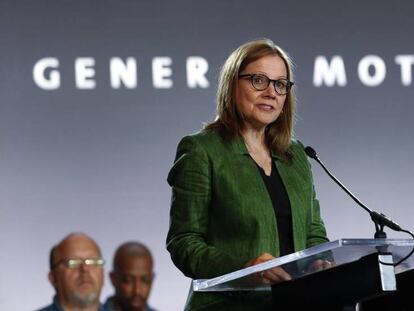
[256,160,294,256]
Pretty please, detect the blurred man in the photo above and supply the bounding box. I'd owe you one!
[37,232,106,311]
[105,242,156,311]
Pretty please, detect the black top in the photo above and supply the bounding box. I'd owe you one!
[256,160,294,256]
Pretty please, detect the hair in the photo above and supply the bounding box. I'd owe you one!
[112,241,153,271]
[204,38,296,161]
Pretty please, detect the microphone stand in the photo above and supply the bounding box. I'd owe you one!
[304,146,401,239]
[305,146,414,266]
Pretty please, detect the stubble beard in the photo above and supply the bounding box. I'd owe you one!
[71,290,99,308]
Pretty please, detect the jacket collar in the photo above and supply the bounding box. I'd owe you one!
[230,135,283,161]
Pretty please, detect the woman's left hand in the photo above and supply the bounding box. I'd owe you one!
[245,252,292,284]
[307,258,335,272]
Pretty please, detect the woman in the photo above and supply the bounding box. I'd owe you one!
[166,38,329,310]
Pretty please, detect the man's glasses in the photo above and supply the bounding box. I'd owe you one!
[52,258,105,269]
[238,73,294,95]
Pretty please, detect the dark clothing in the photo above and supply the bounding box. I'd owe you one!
[103,296,157,311]
[256,159,294,256]
[36,296,107,311]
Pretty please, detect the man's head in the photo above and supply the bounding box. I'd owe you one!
[110,242,154,311]
[48,233,104,309]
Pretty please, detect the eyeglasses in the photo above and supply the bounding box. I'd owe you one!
[52,258,105,269]
[238,73,294,95]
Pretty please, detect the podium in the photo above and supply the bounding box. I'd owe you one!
[193,239,414,310]
[359,264,414,310]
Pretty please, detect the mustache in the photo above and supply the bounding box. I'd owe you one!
[76,275,94,284]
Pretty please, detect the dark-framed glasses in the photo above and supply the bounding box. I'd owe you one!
[239,73,294,95]
[52,258,105,269]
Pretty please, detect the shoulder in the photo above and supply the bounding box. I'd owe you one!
[175,128,229,159]
[168,129,235,184]
[147,305,158,311]
[178,128,223,149]
[34,303,57,311]
[100,304,112,311]
[101,297,113,311]
[289,139,307,160]
[286,139,314,176]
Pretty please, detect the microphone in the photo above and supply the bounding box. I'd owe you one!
[304,146,402,238]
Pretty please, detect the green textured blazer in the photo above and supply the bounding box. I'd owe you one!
[166,129,329,311]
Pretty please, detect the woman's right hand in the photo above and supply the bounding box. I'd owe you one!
[245,252,292,284]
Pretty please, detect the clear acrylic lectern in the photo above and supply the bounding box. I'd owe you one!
[193,239,414,310]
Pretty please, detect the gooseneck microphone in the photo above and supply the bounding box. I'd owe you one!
[305,146,414,266]
[304,146,402,237]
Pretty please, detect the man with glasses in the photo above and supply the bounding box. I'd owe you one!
[37,232,107,311]
[104,242,157,311]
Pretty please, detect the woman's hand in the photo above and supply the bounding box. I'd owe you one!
[245,252,292,284]
[307,258,334,272]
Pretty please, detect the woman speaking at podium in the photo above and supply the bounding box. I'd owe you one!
[166,38,329,310]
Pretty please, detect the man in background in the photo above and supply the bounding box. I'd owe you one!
[37,232,107,311]
[105,242,156,311]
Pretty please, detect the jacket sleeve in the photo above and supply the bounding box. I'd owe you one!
[306,183,330,248]
[303,149,329,247]
[166,136,245,279]
[294,140,329,248]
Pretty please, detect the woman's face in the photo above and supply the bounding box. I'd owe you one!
[235,54,287,131]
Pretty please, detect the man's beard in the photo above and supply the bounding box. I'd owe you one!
[71,291,99,308]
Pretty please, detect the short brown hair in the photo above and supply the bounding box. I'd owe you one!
[205,38,296,161]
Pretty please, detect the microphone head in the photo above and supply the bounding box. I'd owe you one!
[305,146,318,159]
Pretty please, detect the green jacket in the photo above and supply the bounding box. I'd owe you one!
[166,129,328,310]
